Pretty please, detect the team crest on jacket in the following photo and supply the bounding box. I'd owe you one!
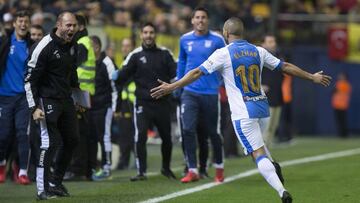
[187,41,193,52]
[140,56,147,64]
[53,50,60,59]
[205,40,212,48]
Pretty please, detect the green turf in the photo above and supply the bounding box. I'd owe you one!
[0,137,359,203]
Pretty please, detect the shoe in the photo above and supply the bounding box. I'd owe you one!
[199,171,210,179]
[181,171,199,183]
[17,175,31,185]
[214,168,224,183]
[48,183,70,197]
[182,166,188,177]
[281,191,293,203]
[63,171,75,181]
[161,168,176,179]
[130,174,147,182]
[0,165,5,183]
[92,169,112,181]
[36,192,57,200]
[12,162,19,182]
[273,161,284,184]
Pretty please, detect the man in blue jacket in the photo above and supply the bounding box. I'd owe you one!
[0,10,33,185]
[177,7,225,183]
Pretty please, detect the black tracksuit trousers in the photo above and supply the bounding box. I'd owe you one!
[35,97,79,194]
[134,100,172,175]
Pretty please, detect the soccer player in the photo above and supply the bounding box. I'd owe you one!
[177,7,225,183]
[151,17,332,203]
[0,10,33,185]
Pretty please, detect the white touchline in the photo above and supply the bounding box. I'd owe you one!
[139,148,360,203]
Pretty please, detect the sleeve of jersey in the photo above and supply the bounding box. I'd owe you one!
[258,46,283,71]
[199,49,224,75]
[105,58,119,112]
[24,46,47,109]
[176,39,186,80]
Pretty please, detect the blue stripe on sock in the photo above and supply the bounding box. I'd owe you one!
[235,120,253,154]
[255,155,268,165]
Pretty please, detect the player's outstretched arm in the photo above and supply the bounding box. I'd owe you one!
[281,62,332,87]
[150,67,203,99]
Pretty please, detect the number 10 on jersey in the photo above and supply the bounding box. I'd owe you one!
[235,64,261,93]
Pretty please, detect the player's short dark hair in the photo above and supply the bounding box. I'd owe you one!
[192,7,209,18]
[75,13,88,27]
[141,22,156,32]
[90,35,102,48]
[14,10,31,21]
[31,24,44,32]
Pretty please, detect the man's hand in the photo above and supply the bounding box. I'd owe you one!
[33,108,45,121]
[150,79,175,99]
[261,85,270,93]
[312,71,332,87]
[75,103,87,113]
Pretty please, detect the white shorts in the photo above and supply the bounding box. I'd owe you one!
[232,117,269,155]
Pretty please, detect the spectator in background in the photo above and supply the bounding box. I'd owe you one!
[278,74,294,144]
[31,12,45,26]
[90,35,119,180]
[114,37,136,170]
[0,10,33,185]
[30,24,44,42]
[332,72,352,138]
[65,13,97,181]
[2,12,13,32]
[261,34,284,148]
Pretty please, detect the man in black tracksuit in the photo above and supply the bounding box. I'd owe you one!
[89,35,119,180]
[24,12,79,200]
[113,22,177,181]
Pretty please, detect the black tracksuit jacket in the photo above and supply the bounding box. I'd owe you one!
[25,29,79,111]
[115,44,176,104]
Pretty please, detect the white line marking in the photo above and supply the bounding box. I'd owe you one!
[139,148,360,203]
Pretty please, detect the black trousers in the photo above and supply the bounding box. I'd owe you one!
[68,111,97,177]
[88,107,113,169]
[35,97,79,193]
[334,109,348,138]
[134,100,172,175]
[113,101,134,169]
[220,101,238,157]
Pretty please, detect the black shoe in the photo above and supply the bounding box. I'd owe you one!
[130,174,147,182]
[161,168,177,179]
[36,192,57,201]
[281,191,293,203]
[48,183,70,197]
[273,161,284,184]
[199,171,210,179]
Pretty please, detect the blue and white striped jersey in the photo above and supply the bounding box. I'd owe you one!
[199,40,283,120]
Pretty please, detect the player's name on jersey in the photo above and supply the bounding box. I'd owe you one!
[234,50,258,59]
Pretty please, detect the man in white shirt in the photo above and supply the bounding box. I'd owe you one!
[150,17,331,203]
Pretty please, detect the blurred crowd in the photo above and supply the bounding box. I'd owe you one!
[1,0,359,38]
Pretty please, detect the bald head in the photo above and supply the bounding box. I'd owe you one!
[57,12,76,24]
[55,12,78,43]
[223,17,244,37]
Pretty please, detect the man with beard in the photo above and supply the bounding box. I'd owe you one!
[113,22,177,181]
[151,17,332,203]
[24,12,80,200]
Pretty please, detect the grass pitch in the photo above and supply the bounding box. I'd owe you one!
[0,136,359,203]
